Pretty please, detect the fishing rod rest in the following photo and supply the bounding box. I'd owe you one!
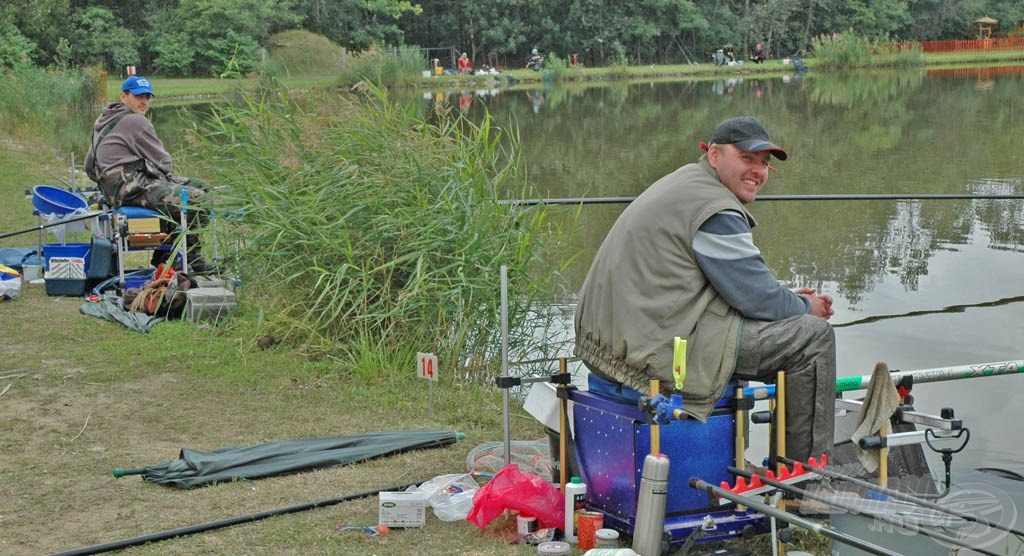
[494,372,571,389]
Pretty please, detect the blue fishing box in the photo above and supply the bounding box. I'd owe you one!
[568,377,766,545]
[43,243,90,297]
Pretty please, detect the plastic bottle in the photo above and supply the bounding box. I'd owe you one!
[564,475,587,543]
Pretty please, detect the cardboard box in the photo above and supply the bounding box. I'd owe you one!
[378,491,428,527]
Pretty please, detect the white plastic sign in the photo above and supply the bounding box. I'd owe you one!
[417,352,438,381]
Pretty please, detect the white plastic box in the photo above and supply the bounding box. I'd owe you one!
[183,287,237,323]
[378,491,428,527]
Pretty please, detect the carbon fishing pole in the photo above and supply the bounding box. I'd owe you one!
[776,455,1024,539]
[688,478,904,556]
[835,359,1024,394]
[48,478,430,556]
[499,193,1024,206]
[0,209,110,240]
[728,466,1003,556]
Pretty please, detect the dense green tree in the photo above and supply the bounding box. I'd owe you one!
[0,23,38,70]
[70,7,140,72]
[148,0,301,76]
[4,0,1024,74]
[296,0,422,51]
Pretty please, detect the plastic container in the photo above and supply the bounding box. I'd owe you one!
[43,243,91,273]
[596,528,620,547]
[517,514,538,536]
[537,541,571,556]
[32,185,88,215]
[563,476,587,543]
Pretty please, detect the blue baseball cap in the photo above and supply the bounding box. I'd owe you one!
[121,76,154,96]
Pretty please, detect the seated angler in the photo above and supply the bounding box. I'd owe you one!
[84,75,216,274]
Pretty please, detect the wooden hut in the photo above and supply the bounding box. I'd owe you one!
[975,16,997,39]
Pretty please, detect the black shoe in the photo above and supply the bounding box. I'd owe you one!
[187,257,220,275]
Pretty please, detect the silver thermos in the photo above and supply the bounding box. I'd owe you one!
[631,452,669,556]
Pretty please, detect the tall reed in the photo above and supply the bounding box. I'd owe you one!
[339,46,426,88]
[192,83,574,376]
[0,66,102,154]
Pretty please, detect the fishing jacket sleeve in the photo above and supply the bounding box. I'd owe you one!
[694,210,811,320]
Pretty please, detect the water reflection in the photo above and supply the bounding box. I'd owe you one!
[418,71,1024,468]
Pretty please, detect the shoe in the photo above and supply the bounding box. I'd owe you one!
[186,257,220,275]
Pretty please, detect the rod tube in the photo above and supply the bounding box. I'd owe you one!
[689,478,905,556]
[49,479,426,556]
[499,193,1024,206]
[776,455,1024,537]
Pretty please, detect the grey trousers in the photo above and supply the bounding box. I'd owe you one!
[734,314,836,462]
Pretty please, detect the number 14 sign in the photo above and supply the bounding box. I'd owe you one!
[417,352,438,381]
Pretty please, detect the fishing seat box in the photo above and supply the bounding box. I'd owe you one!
[568,375,765,544]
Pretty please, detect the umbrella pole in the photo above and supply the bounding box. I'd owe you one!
[50,479,430,556]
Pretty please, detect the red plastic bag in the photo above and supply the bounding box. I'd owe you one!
[466,463,565,530]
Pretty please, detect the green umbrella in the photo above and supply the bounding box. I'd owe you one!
[114,429,462,489]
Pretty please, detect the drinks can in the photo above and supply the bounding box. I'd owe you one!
[577,510,604,550]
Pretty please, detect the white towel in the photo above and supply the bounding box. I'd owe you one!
[851,361,902,473]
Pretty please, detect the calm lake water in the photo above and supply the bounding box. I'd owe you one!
[434,67,1024,471]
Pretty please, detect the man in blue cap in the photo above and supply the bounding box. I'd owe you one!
[574,116,836,464]
[84,75,215,274]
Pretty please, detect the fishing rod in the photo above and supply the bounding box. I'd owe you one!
[49,478,430,556]
[0,209,110,240]
[499,193,1024,206]
[776,455,1024,539]
[743,359,1024,399]
[728,466,1004,556]
[689,478,905,556]
[835,359,1024,394]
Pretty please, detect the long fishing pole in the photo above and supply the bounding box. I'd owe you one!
[49,478,430,556]
[689,478,904,556]
[499,193,1024,206]
[776,456,1024,538]
[0,209,110,240]
[728,466,1003,555]
[741,359,1024,400]
[835,359,1024,394]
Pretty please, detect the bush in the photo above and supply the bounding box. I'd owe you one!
[192,83,573,373]
[0,66,98,151]
[811,31,873,70]
[339,46,425,88]
[264,30,344,77]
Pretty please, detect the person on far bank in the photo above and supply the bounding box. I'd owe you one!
[457,52,472,74]
[574,116,836,464]
[751,43,765,64]
[84,75,216,274]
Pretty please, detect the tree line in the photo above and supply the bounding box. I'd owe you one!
[2,0,1023,76]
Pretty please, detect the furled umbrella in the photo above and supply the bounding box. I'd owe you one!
[114,429,462,489]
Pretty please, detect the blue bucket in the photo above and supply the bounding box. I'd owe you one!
[32,185,89,215]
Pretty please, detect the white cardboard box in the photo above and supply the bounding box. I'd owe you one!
[378,491,428,527]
